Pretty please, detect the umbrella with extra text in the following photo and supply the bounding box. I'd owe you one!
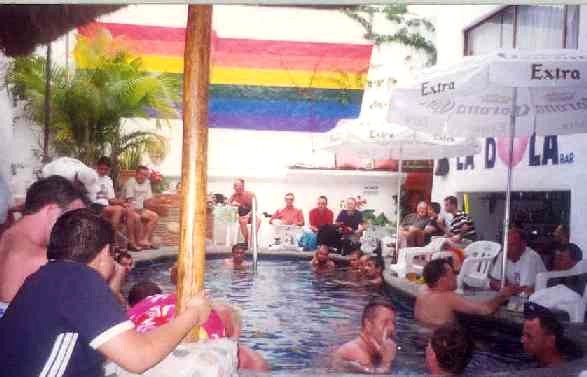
[321,118,481,257]
[387,49,587,287]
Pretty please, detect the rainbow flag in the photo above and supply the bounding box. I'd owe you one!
[77,22,372,132]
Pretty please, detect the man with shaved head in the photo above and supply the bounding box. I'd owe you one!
[331,300,397,373]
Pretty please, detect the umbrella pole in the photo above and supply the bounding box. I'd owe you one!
[176,5,212,342]
[395,156,402,263]
[500,87,518,289]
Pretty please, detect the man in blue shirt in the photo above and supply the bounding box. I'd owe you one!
[0,208,211,377]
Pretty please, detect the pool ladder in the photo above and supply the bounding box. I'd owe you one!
[251,195,259,272]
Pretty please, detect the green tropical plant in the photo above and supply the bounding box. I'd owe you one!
[118,129,169,170]
[362,209,392,226]
[4,27,179,189]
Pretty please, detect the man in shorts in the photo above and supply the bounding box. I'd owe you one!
[92,157,127,229]
[229,178,260,244]
[123,165,159,250]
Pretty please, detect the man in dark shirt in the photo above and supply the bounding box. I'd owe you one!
[0,209,212,377]
[424,202,444,238]
[550,243,586,295]
[335,197,364,234]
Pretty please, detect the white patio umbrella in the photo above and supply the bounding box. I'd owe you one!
[387,49,587,286]
[321,118,481,255]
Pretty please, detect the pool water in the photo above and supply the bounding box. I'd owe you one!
[126,258,535,374]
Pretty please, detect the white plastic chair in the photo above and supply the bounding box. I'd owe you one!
[431,251,455,260]
[389,237,448,278]
[534,259,587,323]
[456,240,501,293]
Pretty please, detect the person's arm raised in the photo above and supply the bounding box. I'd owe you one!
[375,333,397,374]
[98,292,211,374]
[449,287,514,316]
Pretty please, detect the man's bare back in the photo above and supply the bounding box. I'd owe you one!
[415,288,510,329]
[0,226,47,303]
[415,290,458,329]
[416,259,513,329]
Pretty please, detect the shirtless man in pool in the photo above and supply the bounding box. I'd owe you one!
[311,244,336,273]
[332,300,397,374]
[0,176,85,314]
[415,259,514,329]
[224,243,250,269]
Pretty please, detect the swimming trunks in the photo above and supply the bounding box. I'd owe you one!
[0,301,7,318]
[128,293,226,339]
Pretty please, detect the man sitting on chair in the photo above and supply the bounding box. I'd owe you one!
[123,166,159,251]
[270,193,304,226]
[92,157,127,230]
[440,196,476,249]
[489,229,547,295]
[335,197,364,236]
[549,242,585,294]
[399,201,431,247]
[309,195,333,233]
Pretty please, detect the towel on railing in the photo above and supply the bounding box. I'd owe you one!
[530,284,582,311]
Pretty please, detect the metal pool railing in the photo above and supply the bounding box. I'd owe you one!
[251,195,259,272]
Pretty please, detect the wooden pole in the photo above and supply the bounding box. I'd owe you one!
[176,4,212,342]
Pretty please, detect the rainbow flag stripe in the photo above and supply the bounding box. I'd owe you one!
[77,22,372,132]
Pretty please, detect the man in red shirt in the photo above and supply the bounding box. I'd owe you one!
[270,193,304,226]
[228,178,259,244]
[309,195,333,233]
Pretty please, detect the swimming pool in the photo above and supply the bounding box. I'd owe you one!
[126,257,535,374]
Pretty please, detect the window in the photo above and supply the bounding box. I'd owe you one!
[465,5,579,56]
[465,191,570,255]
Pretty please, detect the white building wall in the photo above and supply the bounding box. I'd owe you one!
[1,4,430,219]
[208,171,402,225]
[410,5,504,66]
[409,5,587,247]
[105,5,428,219]
[0,54,44,200]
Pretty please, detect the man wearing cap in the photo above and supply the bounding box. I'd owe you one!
[522,303,566,368]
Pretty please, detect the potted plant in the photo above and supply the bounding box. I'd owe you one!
[4,27,178,190]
